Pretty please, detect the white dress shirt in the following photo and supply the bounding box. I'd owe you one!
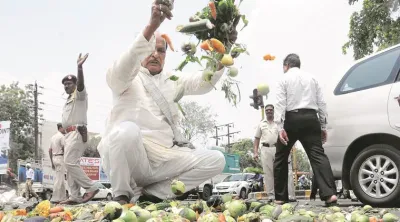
[104,32,225,149]
[274,67,327,131]
[26,168,34,180]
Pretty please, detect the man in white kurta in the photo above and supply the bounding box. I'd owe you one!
[49,123,67,203]
[97,1,236,204]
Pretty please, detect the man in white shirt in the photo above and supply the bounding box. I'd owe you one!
[49,123,67,203]
[24,163,39,201]
[97,0,237,204]
[274,54,337,206]
[254,104,296,201]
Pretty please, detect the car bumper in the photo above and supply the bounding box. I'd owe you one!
[212,188,240,196]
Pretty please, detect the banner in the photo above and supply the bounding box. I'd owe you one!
[0,121,11,174]
[80,157,101,181]
[0,121,11,150]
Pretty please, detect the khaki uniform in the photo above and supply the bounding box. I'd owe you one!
[255,119,296,200]
[62,88,96,202]
[50,132,67,202]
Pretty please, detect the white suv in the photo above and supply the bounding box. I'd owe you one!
[324,44,400,207]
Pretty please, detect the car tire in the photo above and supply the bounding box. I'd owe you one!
[350,144,400,207]
[106,193,113,201]
[45,190,52,200]
[201,185,212,201]
[240,188,247,199]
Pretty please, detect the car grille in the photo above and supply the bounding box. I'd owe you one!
[216,186,229,190]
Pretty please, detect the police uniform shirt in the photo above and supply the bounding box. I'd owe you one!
[62,88,88,128]
[254,119,278,146]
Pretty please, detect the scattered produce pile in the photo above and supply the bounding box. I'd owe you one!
[0,195,399,222]
[172,0,250,106]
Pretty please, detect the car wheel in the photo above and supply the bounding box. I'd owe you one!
[106,193,113,201]
[240,188,247,199]
[350,144,400,207]
[201,185,212,201]
[45,190,52,200]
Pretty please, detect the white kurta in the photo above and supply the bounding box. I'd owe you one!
[98,31,226,200]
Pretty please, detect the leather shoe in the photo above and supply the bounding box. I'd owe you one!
[82,189,99,203]
[59,199,80,205]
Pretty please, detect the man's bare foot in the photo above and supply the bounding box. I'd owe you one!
[325,195,338,206]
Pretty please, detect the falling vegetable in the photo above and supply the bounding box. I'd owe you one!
[176,19,214,33]
[220,54,234,66]
[161,34,175,52]
[209,1,217,20]
[200,40,214,51]
[210,38,226,54]
[263,54,276,61]
[170,179,186,195]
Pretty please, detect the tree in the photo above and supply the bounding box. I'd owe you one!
[178,101,217,143]
[292,147,311,173]
[0,82,35,171]
[230,138,262,170]
[343,0,400,60]
[83,136,101,158]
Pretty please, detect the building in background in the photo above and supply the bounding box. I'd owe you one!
[40,121,99,160]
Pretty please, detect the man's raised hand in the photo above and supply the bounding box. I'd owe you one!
[150,0,173,29]
[77,53,89,67]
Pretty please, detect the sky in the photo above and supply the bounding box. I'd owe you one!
[0,0,362,147]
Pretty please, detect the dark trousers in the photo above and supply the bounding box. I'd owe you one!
[273,109,336,201]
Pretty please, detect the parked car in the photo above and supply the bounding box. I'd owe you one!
[82,183,113,201]
[212,173,254,199]
[323,43,400,206]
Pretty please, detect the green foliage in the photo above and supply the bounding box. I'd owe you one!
[244,167,263,174]
[343,0,400,60]
[293,147,311,173]
[0,82,35,172]
[229,138,261,170]
[178,101,217,143]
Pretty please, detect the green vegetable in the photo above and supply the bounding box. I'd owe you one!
[382,213,399,222]
[176,19,214,33]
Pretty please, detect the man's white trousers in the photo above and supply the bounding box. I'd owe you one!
[97,121,226,201]
[64,131,97,202]
[260,146,296,199]
[51,156,67,202]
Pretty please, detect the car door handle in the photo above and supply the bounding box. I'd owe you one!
[395,124,400,128]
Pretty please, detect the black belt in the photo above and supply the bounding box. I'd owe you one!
[287,109,316,114]
[262,143,275,147]
[54,154,64,156]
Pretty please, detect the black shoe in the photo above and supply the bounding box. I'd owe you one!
[114,195,130,205]
[137,193,163,203]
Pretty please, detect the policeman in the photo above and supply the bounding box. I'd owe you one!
[49,123,66,203]
[59,53,99,205]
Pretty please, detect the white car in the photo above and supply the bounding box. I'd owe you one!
[212,173,254,199]
[80,183,113,201]
[324,43,400,206]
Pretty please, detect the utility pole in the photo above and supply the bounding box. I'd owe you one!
[28,81,43,161]
[34,82,38,160]
[211,123,240,153]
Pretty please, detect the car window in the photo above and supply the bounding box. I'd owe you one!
[338,47,400,94]
[223,174,244,182]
